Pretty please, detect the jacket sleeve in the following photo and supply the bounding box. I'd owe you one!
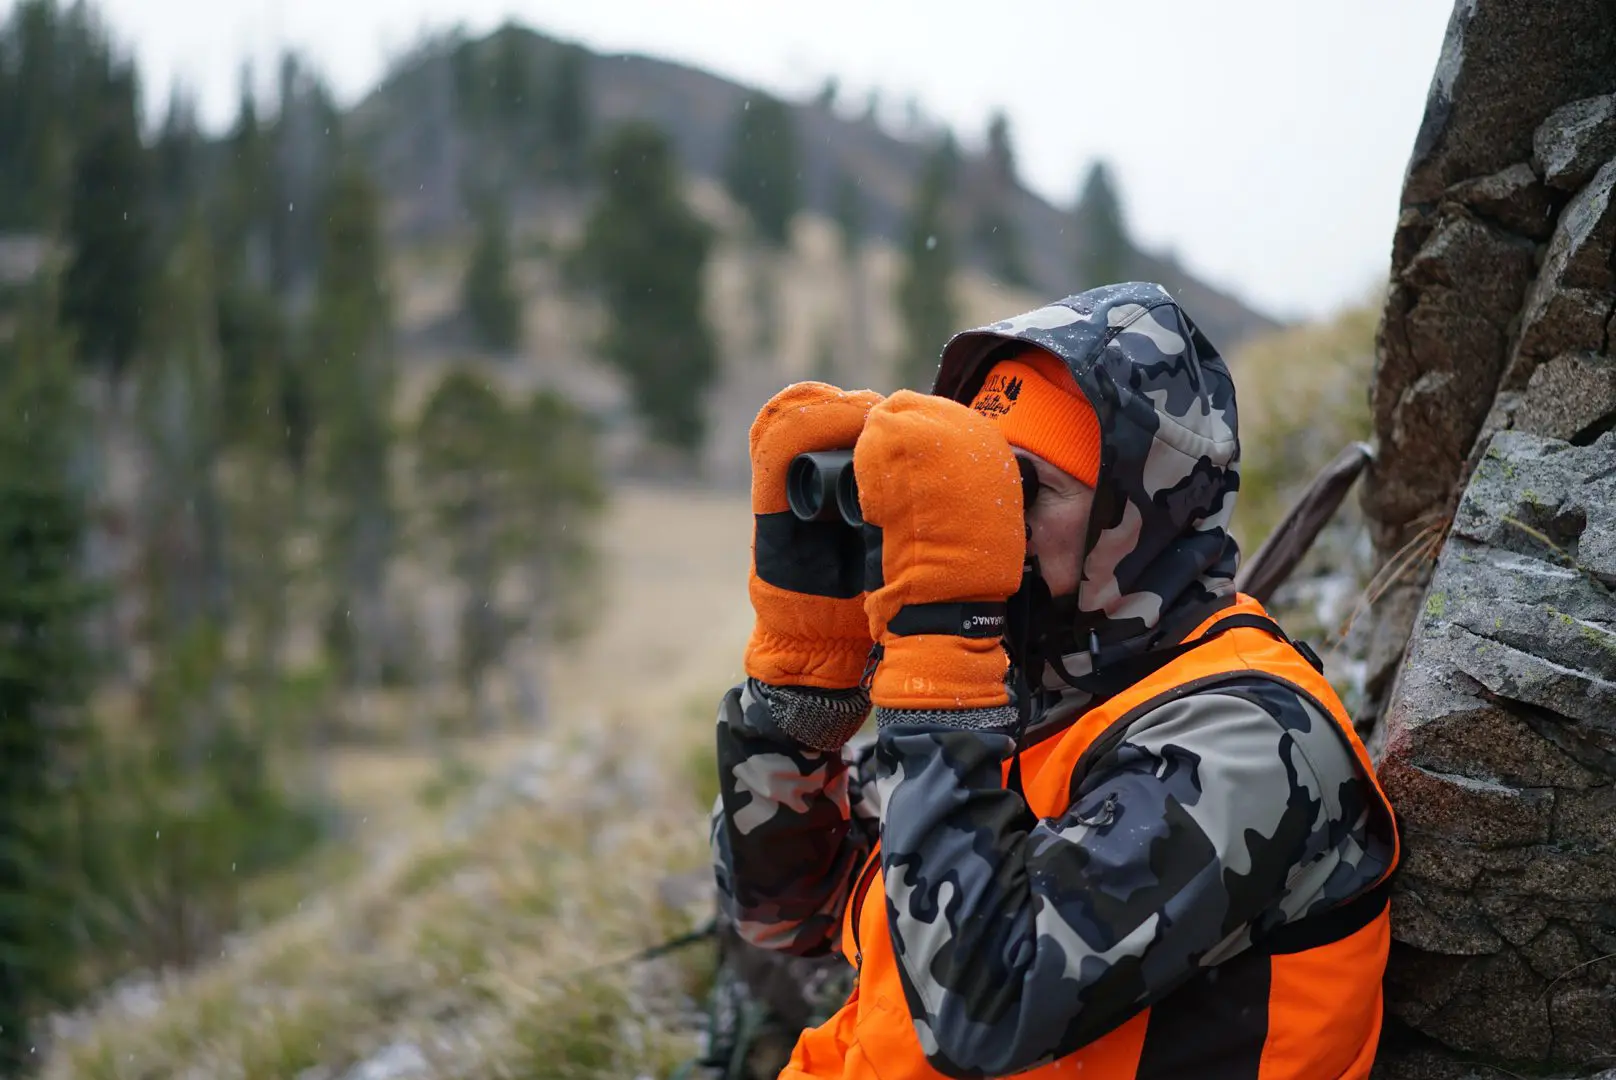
[710,677,881,957]
[872,676,1392,1078]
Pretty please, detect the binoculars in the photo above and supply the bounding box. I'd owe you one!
[787,450,1041,526]
[787,451,865,525]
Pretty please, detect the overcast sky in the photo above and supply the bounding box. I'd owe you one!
[70,0,1457,322]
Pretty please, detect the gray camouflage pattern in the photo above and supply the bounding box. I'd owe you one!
[870,680,1392,1074]
[712,678,880,956]
[711,283,1398,1076]
[935,281,1243,671]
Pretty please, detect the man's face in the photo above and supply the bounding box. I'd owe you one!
[1016,450,1094,600]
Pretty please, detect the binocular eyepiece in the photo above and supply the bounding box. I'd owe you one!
[786,450,1042,527]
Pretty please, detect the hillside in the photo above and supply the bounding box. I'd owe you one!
[345,23,1285,491]
[39,483,757,1080]
[351,24,1281,357]
[384,184,1067,487]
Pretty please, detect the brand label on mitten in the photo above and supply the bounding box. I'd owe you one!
[887,602,1008,639]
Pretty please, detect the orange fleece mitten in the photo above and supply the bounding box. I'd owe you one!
[852,391,1027,712]
[744,381,887,689]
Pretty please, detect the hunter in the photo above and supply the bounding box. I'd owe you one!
[711,281,1400,1079]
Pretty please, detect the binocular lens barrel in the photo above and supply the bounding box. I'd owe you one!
[786,451,862,525]
[835,461,864,527]
[787,448,1040,527]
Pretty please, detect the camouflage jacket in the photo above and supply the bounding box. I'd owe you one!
[711,285,1397,1077]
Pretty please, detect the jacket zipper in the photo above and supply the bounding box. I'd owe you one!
[849,848,882,972]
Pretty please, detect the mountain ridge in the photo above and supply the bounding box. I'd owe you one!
[354,24,1284,354]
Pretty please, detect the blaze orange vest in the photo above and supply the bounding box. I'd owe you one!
[782,594,1400,1080]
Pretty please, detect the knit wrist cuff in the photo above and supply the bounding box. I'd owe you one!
[875,704,1019,734]
[761,683,872,751]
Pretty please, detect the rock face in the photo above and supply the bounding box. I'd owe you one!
[1373,431,1616,1079]
[1363,10,1616,1075]
[1362,0,1616,732]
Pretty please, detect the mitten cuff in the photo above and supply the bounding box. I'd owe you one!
[744,622,872,690]
[869,635,1010,711]
[875,703,1018,733]
[755,681,872,751]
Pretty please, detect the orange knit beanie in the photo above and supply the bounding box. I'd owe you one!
[968,346,1102,488]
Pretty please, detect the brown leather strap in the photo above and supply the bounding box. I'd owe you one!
[1235,441,1374,604]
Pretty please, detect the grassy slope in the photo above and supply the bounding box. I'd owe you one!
[1229,298,1380,551]
[42,484,754,1080]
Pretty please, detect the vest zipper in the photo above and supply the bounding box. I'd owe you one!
[849,849,882,972]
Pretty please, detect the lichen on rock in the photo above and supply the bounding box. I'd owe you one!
[1374,431,1616,1078]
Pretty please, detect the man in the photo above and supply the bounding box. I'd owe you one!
[710,282,1399,1079]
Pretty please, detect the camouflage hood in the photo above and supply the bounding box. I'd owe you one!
[934,282,1242,687]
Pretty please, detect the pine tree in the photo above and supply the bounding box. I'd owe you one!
[117,215,237,883]
[508,387,604,726]
[59,61,150,384]
[1072,159,1132,290]
[832,171,871,387]
[214,69,305,478]
[215,66,269,277]
[269,53,344,304]
[306,162,397,698]
[834,171,864,258]
[483,26,542,181]
[723,92,799,354]
[136,217,230,658]
[0,275,96,1073]
[414,369,515,726]
[571,121,718,451]
[214,276,284,429]
[986,111,1016,185]
[488,25,534,126]
[0,1,58,229]
[462,196,523,353]
[511,387,604,641]
[415,372,603,728]
[547,44,590,183]
[722,93,801,248]
[210,99,309,740]
[975,110,1031,287]
[219,293,300,696]
[895,137,960,391]
[0,0,115,231]
[152,86,203,240]
[815,77,839,111]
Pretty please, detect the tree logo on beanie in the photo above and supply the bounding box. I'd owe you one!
[972,372,1021,419]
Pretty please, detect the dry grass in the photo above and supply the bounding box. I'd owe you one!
[1227,296,1381,552]
[1223,297,1385,711]
[41,483,756,1079]
[46,744,714,1079]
